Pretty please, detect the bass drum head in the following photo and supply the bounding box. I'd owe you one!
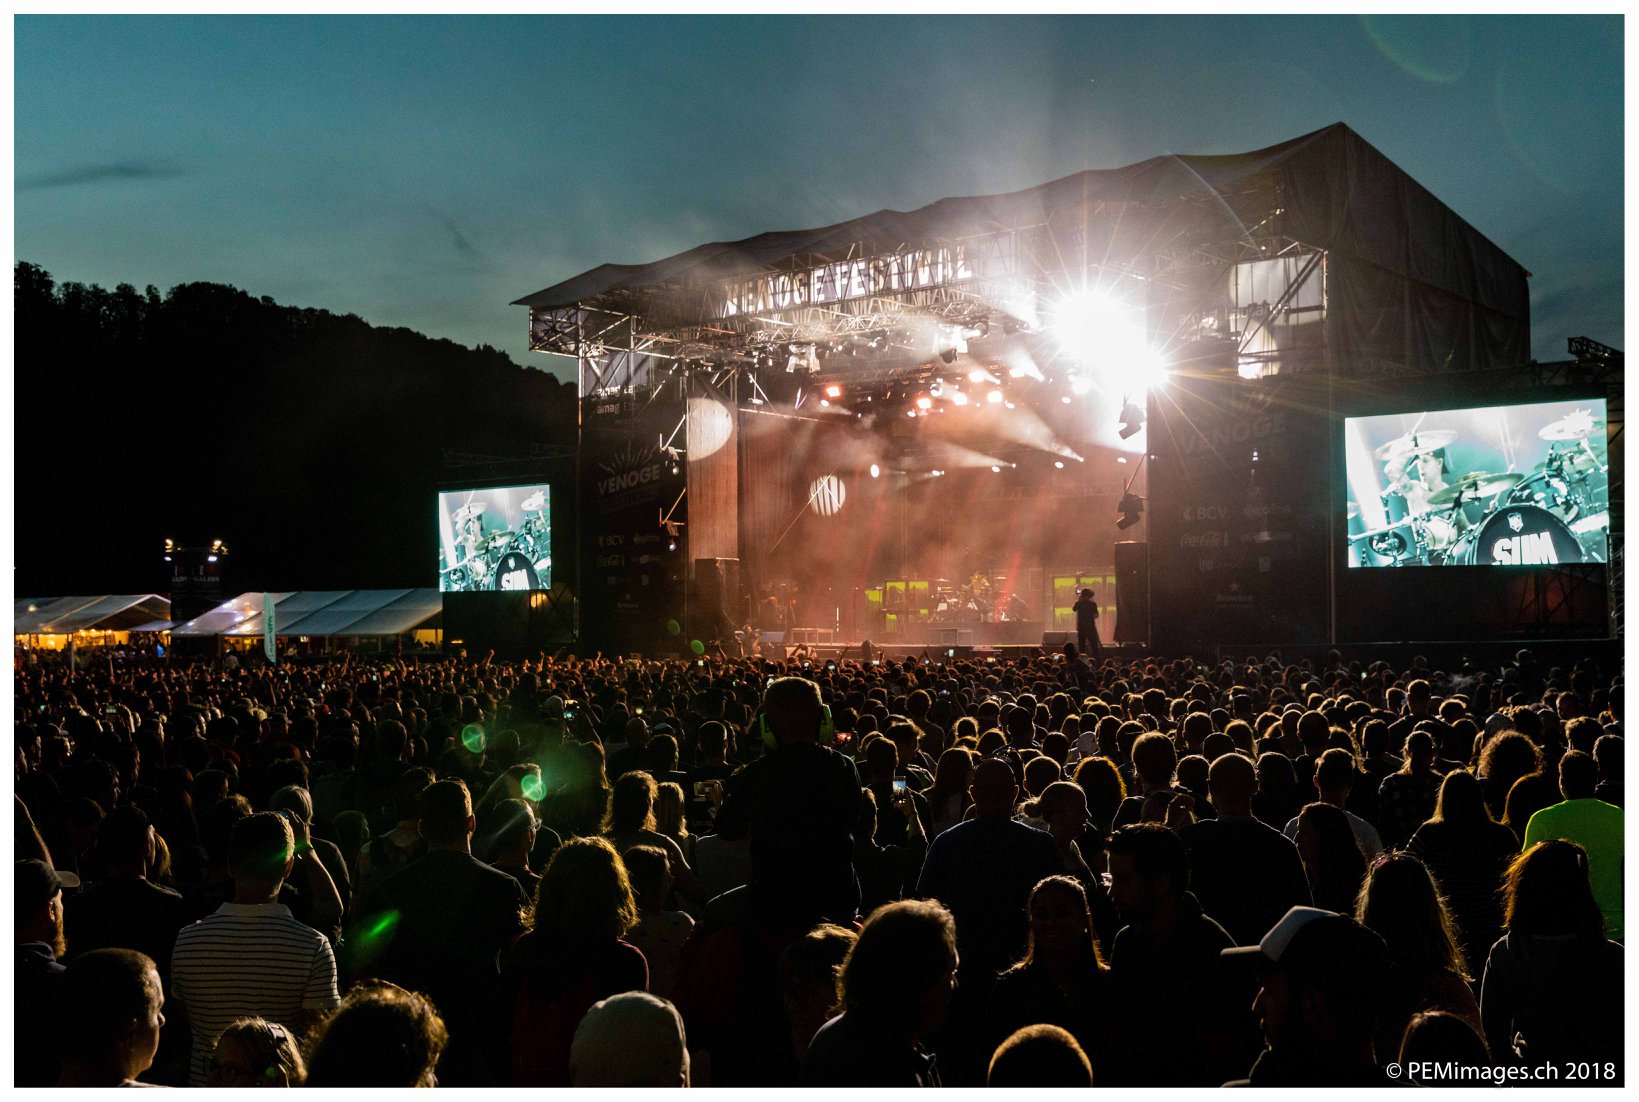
[1451,504,1583,566]
[491,551,542,591]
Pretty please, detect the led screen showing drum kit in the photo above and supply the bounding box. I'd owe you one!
[438,484,552,593]
[1345,400,1609,568]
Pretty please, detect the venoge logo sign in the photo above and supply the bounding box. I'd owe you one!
[715,245,978,318]
[595,441,668,508]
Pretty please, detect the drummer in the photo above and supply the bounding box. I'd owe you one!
[1391,447,1451,518]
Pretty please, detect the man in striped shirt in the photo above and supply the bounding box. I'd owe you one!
[172,812,340,1086]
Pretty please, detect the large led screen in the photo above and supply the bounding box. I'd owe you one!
[1346,400,1608,568]
[438,484,551,593]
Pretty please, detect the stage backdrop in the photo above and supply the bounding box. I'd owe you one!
[1147,373,1332,654]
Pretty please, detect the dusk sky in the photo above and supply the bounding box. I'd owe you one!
[15,14,1622,382]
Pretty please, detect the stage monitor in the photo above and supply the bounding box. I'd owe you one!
[438,484,552,593]
[1345,399,1609,569]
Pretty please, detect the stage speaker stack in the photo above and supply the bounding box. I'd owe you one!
[688,558,742,642]
[1114,541,1148,644]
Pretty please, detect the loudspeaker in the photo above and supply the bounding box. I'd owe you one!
[1114,541,1148,643]
[689,558,741,641]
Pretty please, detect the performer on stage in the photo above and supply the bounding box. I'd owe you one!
[1073,587,1102,658]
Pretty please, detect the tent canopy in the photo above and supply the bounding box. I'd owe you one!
[179,590,442,638]
[15,595,171,635]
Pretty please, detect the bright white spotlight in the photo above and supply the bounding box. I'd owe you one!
[1054,461,1065,468]
[987,390,1004,404]
[1070,376,1096,396]
[808,475,847,517]
[1052,288,1168,390]
[869,463,881,479]
[991,465,1002,473]
[916,395,933,410]
[1060,395,1072,404]
[952,392,969,406]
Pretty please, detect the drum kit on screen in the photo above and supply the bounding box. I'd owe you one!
[1350,412,1609,568]
[441,493,552,592]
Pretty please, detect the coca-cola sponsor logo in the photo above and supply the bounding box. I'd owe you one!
[1179,531,1229,548]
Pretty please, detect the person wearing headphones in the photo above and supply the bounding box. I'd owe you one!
[722,677,862,926]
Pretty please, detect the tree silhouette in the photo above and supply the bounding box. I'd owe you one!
[14,262,576,596]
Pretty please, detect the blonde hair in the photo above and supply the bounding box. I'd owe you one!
[654,782,689,841]
[531,836,639,942]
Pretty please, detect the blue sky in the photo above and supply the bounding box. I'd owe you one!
[15,14,1622,380]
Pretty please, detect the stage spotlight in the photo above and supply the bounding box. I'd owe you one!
[1060,395,1072,404]
[940,348,959,364]
[991,465,1002,473]
[1008,365,1029,378]
[952,392,969,406]
[825,384,842,398]
[968,367,994,384]
[987,390,1004,404]
[869,463,881,478]
[1118,398,1146,439]
[1004,401,1016,410]
[1116,492,1144,530]
[1070,376,1095,396]
[916,395,933,410]
[1054,461,1065,469]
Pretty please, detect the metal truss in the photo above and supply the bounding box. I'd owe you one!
[536,187,1338,398]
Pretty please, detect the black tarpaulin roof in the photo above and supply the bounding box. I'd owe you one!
[514,123,1529,328]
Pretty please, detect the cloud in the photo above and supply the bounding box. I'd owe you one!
[17,159,190,191]
[425,205,481,261]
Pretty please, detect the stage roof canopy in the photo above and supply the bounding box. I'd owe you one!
[517,122,1530,384]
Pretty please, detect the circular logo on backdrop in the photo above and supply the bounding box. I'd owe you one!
[809,475,847,517]
[493,551,541,591]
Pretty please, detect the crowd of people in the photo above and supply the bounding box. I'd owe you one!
[13,643,1625,1087]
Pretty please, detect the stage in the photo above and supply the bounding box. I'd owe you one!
[500,123,1620,659]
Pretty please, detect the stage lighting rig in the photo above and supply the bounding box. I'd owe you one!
[1118,398,1146,439]
[1116,492,1145,530]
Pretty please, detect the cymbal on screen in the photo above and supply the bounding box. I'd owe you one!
[1374,429,1457,462]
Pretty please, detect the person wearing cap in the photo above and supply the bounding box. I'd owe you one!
[1222,907,1394,1086]
[17,858,79,1086]
[570,991,690,1087]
